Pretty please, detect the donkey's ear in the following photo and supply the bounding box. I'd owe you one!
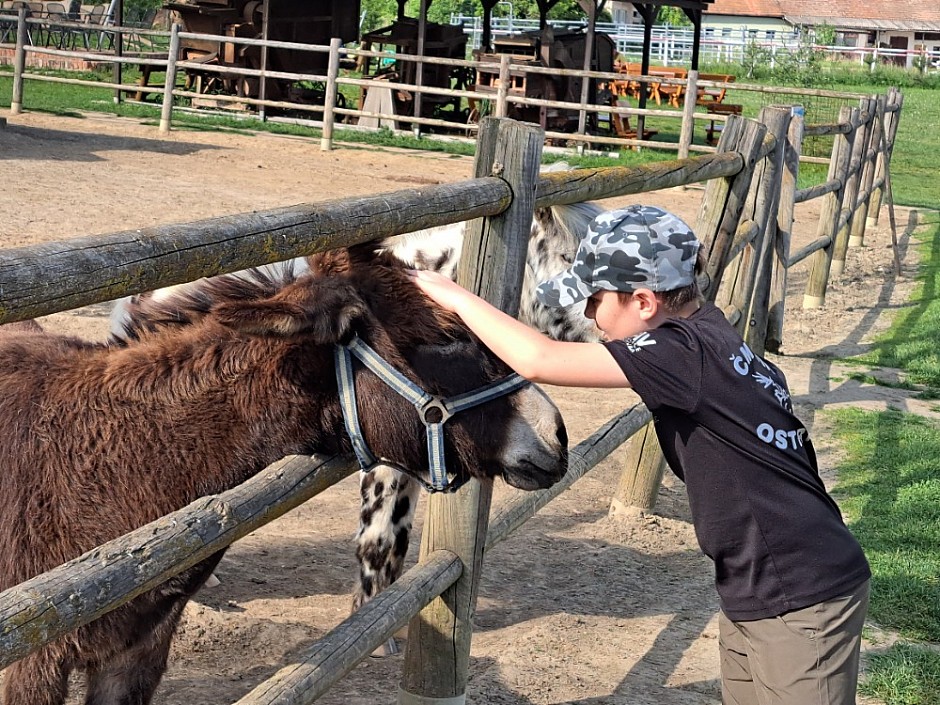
[213,279,367,344]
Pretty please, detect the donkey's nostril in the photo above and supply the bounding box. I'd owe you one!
[556,424,568,449]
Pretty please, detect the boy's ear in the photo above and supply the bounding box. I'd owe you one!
[212,278,367,344]
[632,288,660,318]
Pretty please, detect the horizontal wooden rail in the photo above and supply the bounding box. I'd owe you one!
[787,236,831,266]
[351,46,478,70]
[723,304,743,327]
[838,208,852,231]
[713,81,869,100]
[175,60,327,85]
[179,30,329,55]
[534,152,742,207]
[723,219,761,265]
[24,46,169,67]
[0,154,745,325]
[335,106,475,131]
[795,178,841,204]
[339,75,478,102]
[803,122,852,137]
[21,73,159,94]
[0,178,510,324]
[0,454,357,670]
[756,132,777,161]
[800,155,833,165]
[170,87,327,114]
[235,550,462,705]
[487,403,652,550]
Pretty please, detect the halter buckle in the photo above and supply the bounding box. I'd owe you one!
[418,397,452,426]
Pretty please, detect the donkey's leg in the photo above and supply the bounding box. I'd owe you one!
[1,648,71,705]
[353,465,420,656]
[83,561,217,705]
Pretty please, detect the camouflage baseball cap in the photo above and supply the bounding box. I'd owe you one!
[536,205,700,307]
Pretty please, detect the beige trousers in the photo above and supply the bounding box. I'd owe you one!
[719,580,870,705]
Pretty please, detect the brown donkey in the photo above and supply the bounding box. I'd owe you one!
[0,247,568,705]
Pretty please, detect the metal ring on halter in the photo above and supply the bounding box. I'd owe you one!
[418,397,452,426]
[335,336,530,493]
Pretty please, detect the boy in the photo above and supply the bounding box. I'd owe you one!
[411,205,870,705]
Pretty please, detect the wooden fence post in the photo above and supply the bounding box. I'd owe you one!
[399,117,543,705]
[320,37,342,152]
[698,116,770,300]
[868,88,903,229]
[848,95,884,248]
[495,53,510,118]
[742,106,791,356]
[609,423,666,515]
[10,7,27,115]
[609,115,767,515]
[677,69,699,160]
[765,105,804,352]
[158,23,180,134]
[804,105,854,308]
[866,91,891,228]
[830,106,866,277]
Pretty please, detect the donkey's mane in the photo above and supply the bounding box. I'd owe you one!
[112,261,307,344]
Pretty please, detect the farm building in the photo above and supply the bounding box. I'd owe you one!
[701,0,940,67]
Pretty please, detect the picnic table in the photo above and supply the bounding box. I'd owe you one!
[609,63,737,109]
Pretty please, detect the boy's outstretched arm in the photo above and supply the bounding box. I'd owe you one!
[409,270,631,389]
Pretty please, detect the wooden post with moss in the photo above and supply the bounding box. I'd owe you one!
[830,106,867,278]
[848,95,884,248]
[10,7,27,115]
[609,116,768,515]
[319,37,343,151]
[865,91,890,228]
[742,106,791,356]
[158,23,180,134]
[803,105,854,309]
[399,117,544,705]
[765,105,804,352]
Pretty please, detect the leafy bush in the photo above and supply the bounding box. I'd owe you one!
[741,40,771,79]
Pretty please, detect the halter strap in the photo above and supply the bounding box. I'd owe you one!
[334,336,529,492]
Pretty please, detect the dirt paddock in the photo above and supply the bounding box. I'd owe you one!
[1,112,932,704]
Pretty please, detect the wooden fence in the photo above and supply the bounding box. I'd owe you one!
[2,11,880,159]
[0,85,901,702]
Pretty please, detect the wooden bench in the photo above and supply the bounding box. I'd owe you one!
[133,60,167,101]
[609,97,659,141]
[704,102,743,145]
[696,73,736,106]
[652,69,687,107]
[612,62,688,106]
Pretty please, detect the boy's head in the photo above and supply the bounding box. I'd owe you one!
[536,205,702,311]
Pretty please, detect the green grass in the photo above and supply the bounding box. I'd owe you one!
[825,407,940,703]
[862,644,940,705]
[828,407,940,642]
[848,217,940,388]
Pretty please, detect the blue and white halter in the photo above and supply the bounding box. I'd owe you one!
[334,336,530,493]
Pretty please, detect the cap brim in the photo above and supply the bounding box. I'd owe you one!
[535,268,597,307]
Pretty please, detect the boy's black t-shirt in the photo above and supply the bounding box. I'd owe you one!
[603,302,870,621]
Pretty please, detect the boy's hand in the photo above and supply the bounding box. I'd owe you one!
[407,269,472,313]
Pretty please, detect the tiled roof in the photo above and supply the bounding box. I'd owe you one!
[708,0,785,17]
[708,0,940,23]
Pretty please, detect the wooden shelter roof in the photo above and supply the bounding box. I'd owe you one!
[709,0,939,24]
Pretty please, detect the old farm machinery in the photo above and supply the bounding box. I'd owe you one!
[165,0,359,106]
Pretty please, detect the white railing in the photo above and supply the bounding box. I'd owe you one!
[447,15,940,70]
[449,14,801,61]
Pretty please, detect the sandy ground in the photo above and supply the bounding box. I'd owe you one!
[1,111,932,704]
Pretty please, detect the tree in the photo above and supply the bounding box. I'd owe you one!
[359,0,596,33]
[656,7,691,26]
